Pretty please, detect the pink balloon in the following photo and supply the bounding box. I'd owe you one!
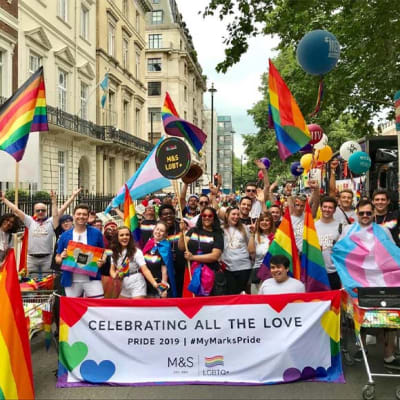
[307,124,324,145]
[258,170,264,179]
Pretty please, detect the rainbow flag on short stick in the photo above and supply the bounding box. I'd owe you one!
[268,60,310,160]
[0,66,48,161]
[123,184,140,242]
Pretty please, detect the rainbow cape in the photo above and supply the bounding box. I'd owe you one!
[0,250,35,400]
[123,184,140,242]
[300,201,330,291]
[268,60,310,160]
[261,207,301,279]
[162,92,206,153]
[0,66,48,161]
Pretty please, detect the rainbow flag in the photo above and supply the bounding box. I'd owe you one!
[123,184,140,242]
[0,66,48,161]
[268,59,310,160]
[301,201,330,291]
[162,92,207,153]
[42,309,52,351]
[0,249,35,400]
[18,227,29,274]
[261,207,301,279]
[205,355,224,368]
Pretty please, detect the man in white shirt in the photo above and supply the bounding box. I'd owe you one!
[259,255,305,295]
[333,189,357,225]
[315,196,342,289]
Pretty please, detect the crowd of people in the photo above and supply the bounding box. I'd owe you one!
[1,158,400,368]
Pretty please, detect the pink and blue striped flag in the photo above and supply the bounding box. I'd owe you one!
[162,92,206,153]
[332,223,400,297]
[105,138,170,212]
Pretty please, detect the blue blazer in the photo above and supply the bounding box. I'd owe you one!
[57,226,104,288]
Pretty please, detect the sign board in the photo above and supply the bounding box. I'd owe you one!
[155,137,191,179]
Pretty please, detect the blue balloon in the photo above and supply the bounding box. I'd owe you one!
[348,151,371,174]
[290,162,304,177]
[297,30,340,75]
[300,143,313,153]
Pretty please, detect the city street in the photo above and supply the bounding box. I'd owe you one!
[31,332,399,400]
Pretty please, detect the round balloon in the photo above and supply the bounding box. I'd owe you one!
[307,124,323,145]
[296,30,340,75]
[314,133,328,150]
[260,157,271,169]
[290,161,304,176]
[300,153,313,171]
[258,170,264,179]
[339,141,362,161]
[348,151,371,174]
[300,143,313,153]
[316,145,333,162]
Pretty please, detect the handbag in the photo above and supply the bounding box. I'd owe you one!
[211,267,228,296]
[199,265,215,296]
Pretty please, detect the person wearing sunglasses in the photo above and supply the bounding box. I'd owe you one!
[178,206,224,295]
[1,188,81,278]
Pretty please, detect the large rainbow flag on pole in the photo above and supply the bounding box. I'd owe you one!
[261,207,301,279]
[123,184,140,242]
[162,92,207,153]
[0,249,35,400]
[268,59,310,160]
[301,201,330,291]
[0,66,48,161]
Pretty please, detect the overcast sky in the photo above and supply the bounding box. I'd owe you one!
[175,0,279,157]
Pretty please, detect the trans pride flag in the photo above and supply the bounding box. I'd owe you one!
[301,202,330,292]
[105,137,170,212]
[268,60,310,160]
[123,184,140,242]
[162,92,206,153]
[260,207,301,280]
[332,223,400,297]
[0,250,35,400]
[0,66,48,161]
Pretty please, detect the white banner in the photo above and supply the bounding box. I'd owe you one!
[57,292,343,386]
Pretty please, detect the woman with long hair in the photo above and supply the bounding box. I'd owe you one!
[142,221,176,298]
[109,226,160,298]
[178,206,224,296]
[248,212,275,289]
[0,213,20,265]
[221,206,252,294]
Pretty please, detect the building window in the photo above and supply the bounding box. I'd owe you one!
[80,82,88,120]
[135,50,141,79]
[148,34,162,49]
[58,0,68,21]
[57,69,67,111]
[108,157,115,194]
[135,108,140,135]
[29,52,42,75]
[107,90,116,125]
[151,10,163,24]
[184,86,187,101]
[123,100,129,131]
[122,0,128,15]
[80,6,89,40]
[122,38,129,69]
[58,151,66,196]
[184,63,187,75]
[148,107,161,122]
[147,58,161,72]
[148,81,161,96]
[123,160,130,182]
[136,11,140,32]
[108,22,115,57]
[184,111,187,120]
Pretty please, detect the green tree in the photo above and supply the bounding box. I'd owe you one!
[203,0,399,128]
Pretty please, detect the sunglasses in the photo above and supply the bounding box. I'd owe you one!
[201,213,214,219]
[246,189,256,193]
[199,201,209,206]
[358,211,372,216]
[35,209,46,212]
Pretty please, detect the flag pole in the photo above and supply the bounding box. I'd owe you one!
[14,161,20,264]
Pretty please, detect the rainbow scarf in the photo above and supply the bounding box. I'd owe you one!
[0,250,35,399]
[268,60,311,160]
[162,92,206,153]
[116,255,130,278]
[300,202,330,291]
[0,66,48,161]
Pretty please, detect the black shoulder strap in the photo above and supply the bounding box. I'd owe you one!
[338,223,343,235]
[340,207,352,225]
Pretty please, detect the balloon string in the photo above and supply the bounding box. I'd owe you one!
[309,78,324,117]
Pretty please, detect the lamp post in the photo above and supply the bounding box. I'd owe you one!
[208,83,217,179]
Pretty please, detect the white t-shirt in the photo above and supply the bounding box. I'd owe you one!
[72,229,89,283]
[258,277,305,295]
[24,215,55,255]
[250,200,262,219]
[253,235,270,270]
[333,208,356,225]
[221,226,252,271]
[117,248,146,273]
[291,214,304,252]
[315,219,341,273]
